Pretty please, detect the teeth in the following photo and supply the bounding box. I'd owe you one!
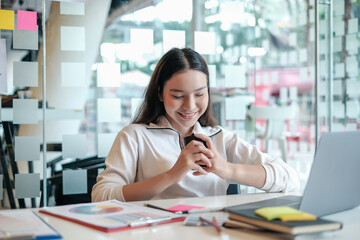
[181,113,195,117]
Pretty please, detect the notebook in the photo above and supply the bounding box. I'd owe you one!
[225,131,360,217]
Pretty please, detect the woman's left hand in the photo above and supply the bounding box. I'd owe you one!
[192,133,232,179]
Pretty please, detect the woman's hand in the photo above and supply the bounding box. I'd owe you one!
[193,134,232,179]
[168,139,214,182]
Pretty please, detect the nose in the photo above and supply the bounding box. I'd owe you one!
[182,96,195,110]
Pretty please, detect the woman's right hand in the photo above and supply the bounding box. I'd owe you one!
[168,140,214,183]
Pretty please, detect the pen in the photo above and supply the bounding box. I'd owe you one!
[144,203,182,214]
[199,216,222,234]
[129,217,172,227]
[186,207,223,214]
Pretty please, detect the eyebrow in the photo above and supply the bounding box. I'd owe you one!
[169,86,207,93]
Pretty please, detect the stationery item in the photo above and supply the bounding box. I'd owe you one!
[144,203,208,214]
[144,203,182,214]
[187,207,223,214]
[39,200,185,233]
[0,209,62,239]
[226,207,342,235]
[199,216,222,234]
[255,206,317,221]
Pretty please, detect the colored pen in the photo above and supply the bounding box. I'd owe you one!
[199,216,222,234]
[144,203,182,214]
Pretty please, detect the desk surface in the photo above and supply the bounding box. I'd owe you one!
[38,193,360,240]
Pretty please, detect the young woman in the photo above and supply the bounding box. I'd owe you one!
[91,48,300,202]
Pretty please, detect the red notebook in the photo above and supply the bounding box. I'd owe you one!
[39,200,185,233]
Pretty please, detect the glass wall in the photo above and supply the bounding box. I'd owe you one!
[0,0,359,208]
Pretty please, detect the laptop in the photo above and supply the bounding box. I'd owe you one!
[225,131,360,217]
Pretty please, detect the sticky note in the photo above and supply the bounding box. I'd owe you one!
[15,136,40,161]
[194,31,216,55]
[60,26,85,51]
[13,99,38,124]
[15,173,40,198]
[225,97,246,120]
[163,30,185,53]
[13,27,38,50]
[63,169,87,195]
[62,134,87,158]
[0,39,7,94]
[167,204,204,212]
[97,98,121,122]
[130,28,154,53]
[255,206,316,222]
[13,61,38,87]
[60,2,85,15]
[0,10,14,30]
[208,64,216,88]
[97,133,117,158]
[224,65,246,88]
[96,63,121,87]
[61,62,86,87]
[17,10,37,31]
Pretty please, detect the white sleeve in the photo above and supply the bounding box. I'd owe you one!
[225,131,300,193]
[91,127,138,202]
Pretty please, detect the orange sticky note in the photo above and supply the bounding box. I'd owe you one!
[0,10,15,30]
[17,10,37,31]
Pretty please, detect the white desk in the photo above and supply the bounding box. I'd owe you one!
[37,193,360,240]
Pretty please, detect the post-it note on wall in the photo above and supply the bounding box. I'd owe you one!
[0,10,14,30]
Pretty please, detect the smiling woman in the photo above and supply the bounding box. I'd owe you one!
[91,48,300,203]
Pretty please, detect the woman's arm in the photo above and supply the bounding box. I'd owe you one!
[123,140,214,201]
[194,133,299,192]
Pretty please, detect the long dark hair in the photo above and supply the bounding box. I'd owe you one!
[132,47,218,127]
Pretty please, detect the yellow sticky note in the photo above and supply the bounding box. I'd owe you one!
[279,212,317,222]
[0,10,15,30]
[255,206,315,221]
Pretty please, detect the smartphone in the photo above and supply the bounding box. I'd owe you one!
[183,133,207,168]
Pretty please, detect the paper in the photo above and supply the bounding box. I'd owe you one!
[0,39,7,94]
[208,64,216,88]
[15,136,40,161]
[39,200,183,232]
[13,61,38,87]
[15,173,40,198]
[194,31,216,55]
[255,206,316,222]
[334,16,345,36]
[60,2,85,15]
[97,98,121,122]
[63,169,87,195]
[334,0,345,16]
[62,134,87,158]
[0,210,61,239]
[130,28,154,53]
[97,133,117,157]
[299,48,307,63]
[348,18,358,34]
[131,98,142,118]
[17,10,37,31]
[167,204,204,212]
[224,65,246,88]
[61,62,86,87]
[13,99,38,124]
[61,26,85,51]
[225,97,246,120]
[0,9,14,30]
[163,30,185,53]
[97,63,121,87]
[13,26,38,50]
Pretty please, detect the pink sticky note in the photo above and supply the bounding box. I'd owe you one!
[17,10,37,31]
[167,204,205,212]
